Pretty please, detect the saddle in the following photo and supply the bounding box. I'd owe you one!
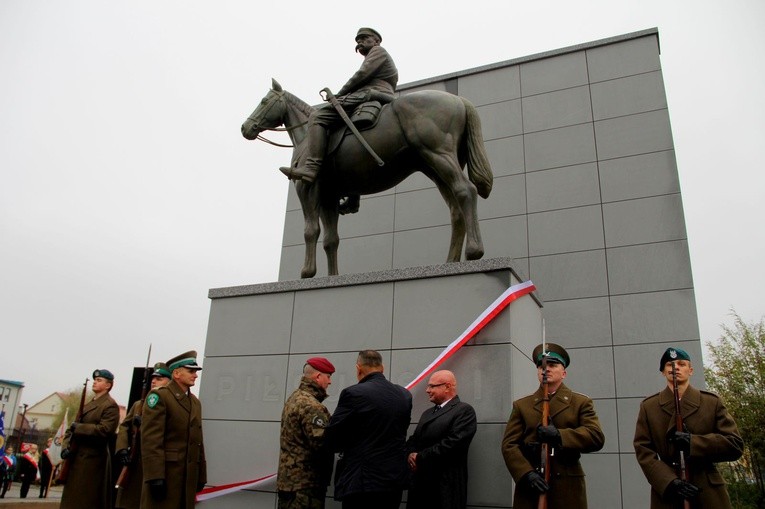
[327,100,387,156]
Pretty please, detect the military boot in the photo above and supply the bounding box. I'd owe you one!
[280,124,327,183]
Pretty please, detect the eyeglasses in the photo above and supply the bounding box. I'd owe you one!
[426,383,447,389]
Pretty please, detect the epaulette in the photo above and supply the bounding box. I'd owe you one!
[640,392,661,402]
[699,389,720,398]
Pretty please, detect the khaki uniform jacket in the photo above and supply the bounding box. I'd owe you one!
[277,378,333,492]
[336,45,398,97]
[633,385,743,509]
[141,380,206,509]
[115,400,143,509]
[501,383,604,509]
[60,392,120,509]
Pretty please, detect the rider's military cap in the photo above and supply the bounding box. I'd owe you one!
[356,27,382,42]
[659,347,691,371]
[531,343,570,368]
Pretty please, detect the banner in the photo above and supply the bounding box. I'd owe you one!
[49,408,68,465]
[197,279,536,503]
[0,409,6,457]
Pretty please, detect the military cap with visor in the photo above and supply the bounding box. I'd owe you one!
[151,362,172,378]
[356,27,382,42]
[167,350,203,371]
[659,347,691,371]
[531,343,570,368]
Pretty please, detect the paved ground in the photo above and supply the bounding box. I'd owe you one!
[0,483,61,508]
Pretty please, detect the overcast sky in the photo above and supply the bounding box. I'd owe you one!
[2,0,763,408]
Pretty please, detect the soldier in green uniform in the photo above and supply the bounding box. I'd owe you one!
[279,27,398,184]
[60,369,121,509]
[141,351,206,509]
[115,362,171,509]
[501,343,604,509]
[633,347,744,508]
[277,356,336,509]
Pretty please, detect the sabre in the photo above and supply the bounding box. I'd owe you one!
[321,87,385,166]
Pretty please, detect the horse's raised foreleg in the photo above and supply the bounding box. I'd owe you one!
[421,151,484,261]
[296,182,320,278]
[319,201,340,276]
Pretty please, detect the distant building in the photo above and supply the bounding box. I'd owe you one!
[0,379,24,435]
[25,392,68,432]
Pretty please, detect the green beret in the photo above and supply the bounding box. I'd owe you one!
[92,369,114,381]
[659,347,691,371]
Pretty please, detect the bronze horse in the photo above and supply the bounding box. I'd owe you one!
[241,79,493,278]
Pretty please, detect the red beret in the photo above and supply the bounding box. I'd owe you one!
[306,357,335,374]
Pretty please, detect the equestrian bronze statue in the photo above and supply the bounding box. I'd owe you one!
[241,79,494,278]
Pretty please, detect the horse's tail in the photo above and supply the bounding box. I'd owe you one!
[460,97,493,199]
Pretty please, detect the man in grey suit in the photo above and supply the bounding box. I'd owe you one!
[405,370,477,509]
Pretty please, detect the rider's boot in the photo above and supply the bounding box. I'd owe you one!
[280,124,326,183]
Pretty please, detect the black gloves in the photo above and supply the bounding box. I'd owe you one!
[196,482,206,493]
[148,479,167,501]
[668,430,691,454]
[521,470,549,494]
[667,478,700,500]
[132,414,142,427]
[116,449,131,466]
[69,423,78,434]
[537,424,562,447]
[60,448,71,460]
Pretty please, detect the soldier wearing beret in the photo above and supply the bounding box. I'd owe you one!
[141,351,206,509]
[280,27,398,185]
[115,362,171,509]
[633,347,744,508]
[60,369,121,509]
[277,357,336,508]
[501,343,604,509]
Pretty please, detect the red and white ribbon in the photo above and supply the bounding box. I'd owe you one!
[404,279,536,389]
[197,279,536,502]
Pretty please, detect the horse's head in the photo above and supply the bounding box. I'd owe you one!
[241,79,289,140]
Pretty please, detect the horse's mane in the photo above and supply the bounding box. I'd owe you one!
[282,90,314,118]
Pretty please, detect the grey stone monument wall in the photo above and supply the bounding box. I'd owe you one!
[202,259,542,508]
[276,28,702,508]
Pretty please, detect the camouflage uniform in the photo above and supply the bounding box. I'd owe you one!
[277,378,333,508]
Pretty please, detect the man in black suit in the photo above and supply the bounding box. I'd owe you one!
[325,350,413,509]
[405,370,477,509]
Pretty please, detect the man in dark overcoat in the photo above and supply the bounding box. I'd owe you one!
[501,343,604,509]
[114,362,171,509]
[325,349,412,509]
[141,351,206,509]
[405,370,476,509]
[633,347,744,508]
[60,369,121,509]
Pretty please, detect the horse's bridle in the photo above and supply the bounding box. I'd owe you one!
[246,91,307,148]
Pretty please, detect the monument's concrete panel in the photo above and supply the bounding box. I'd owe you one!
[231,28,702,509]
[205,260,542,508]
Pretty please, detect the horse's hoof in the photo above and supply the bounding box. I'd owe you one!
[465,247,484,260]
[301,267,316,278]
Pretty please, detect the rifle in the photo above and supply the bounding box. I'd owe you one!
[115,344,152,489]
[56,377,88,484]
[671,361,691,509]
[537,325,551,509]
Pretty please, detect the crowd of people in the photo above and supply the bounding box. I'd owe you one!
[0,341,745,509]
[277,345,743,509]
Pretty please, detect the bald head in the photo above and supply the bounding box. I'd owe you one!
[426,370,457,405]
